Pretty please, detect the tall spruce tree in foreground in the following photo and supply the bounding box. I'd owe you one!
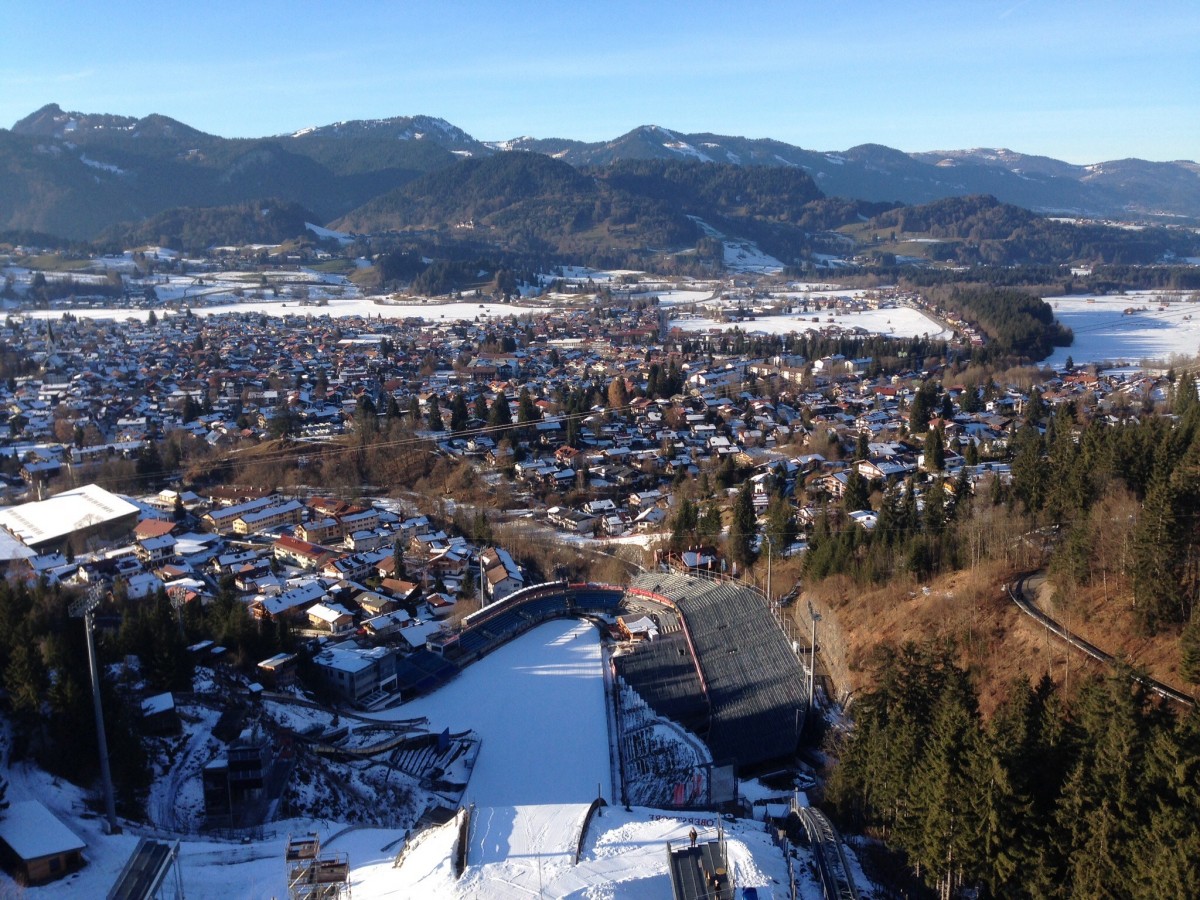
[727,480,756,569]
[842,469,870,513]
[426,394,444,431]
[1180,612,1200,684]
[924,424,946,472]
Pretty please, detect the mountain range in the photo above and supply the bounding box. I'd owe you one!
[3,103,1199,245]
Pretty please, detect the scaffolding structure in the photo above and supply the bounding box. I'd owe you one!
[286,833,350,900]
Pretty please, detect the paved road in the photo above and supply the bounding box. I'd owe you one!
[1008,572,1195,708]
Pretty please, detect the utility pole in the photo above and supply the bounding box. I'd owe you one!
[807,601,821,712]
[69,584,118,834]
[765,538,772,605]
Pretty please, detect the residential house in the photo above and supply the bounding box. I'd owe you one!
[480,546,523,604]
[307,601,356,634]
[311,643,399,705]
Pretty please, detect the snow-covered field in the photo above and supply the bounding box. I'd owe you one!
[2,617,814,899]
[17,295,548,324]
[672,305,951,339]
[652,288,718,306]
[1043,292,1200,367]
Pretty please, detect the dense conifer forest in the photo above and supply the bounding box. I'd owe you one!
[828,644,1200,899]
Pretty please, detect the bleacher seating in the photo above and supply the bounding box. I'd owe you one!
[614,633,709,732]
[439,583,626,663]
[394,649,460,698]
[629,572,808,770]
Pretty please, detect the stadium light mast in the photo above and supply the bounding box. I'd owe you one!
[765,538,772,604]
[807,601,821,712]
[70,584,119,834]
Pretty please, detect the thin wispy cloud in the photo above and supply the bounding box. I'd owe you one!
[0,68,95,88]
[999,0,1034,19]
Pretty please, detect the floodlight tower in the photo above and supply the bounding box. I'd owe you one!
[765,537,773,604]
[69,584,118,834]
[807,601,822,713]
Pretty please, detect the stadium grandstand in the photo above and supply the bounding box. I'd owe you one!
[620,573,808,771]
[426,581,625,663]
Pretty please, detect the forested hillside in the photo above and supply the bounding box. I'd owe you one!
[858,195,1200,265]
[941,286,1074,360]
[336,154,845,266]
[803,361,1200,896]
[0,106,453,239]
[96,199,317,254]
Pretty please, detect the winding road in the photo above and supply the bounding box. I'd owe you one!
[1008,572,1195,708]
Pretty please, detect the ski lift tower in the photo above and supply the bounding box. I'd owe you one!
[69,583,119,834]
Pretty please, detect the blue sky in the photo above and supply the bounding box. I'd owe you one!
[2,1,1196,164]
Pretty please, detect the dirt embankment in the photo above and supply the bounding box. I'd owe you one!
[794,563,1110,716]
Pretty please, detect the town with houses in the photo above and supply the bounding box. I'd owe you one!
[0,239,1193,899]
[0,247,1159,573]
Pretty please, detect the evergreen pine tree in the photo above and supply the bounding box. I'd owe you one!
[1010,424,1047,515]
[488,392,512,429]
[1129,470,1184,632]
[450,393,469,433]
[908,681,982,899]
[727,481,757,568]
[473,393,490,422]
[899,479,920,532]
[426,394,444,431]
[951,464,971,519]
[4,634,46,728]
[925,479,945,536]
[842,469,870,513]
[607,376,628,412]
[670,498,698,550]
[969,682,1035,897]
[1173,371,1198,416]
[764,495,797,555]
[909,380,938,431]
[518,387,539,424]
[1057,671,1155,897]
[1180,611,1200,684]
[924,425,946,472]
[697,504,722,543]
[1134,712,1200,899]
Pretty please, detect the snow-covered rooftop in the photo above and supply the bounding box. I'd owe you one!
[0,483,139,548]
[0,800,86,860]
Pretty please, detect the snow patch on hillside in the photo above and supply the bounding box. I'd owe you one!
[80,154,125,175]
[664,140,713,163]
[305,222,354,244]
